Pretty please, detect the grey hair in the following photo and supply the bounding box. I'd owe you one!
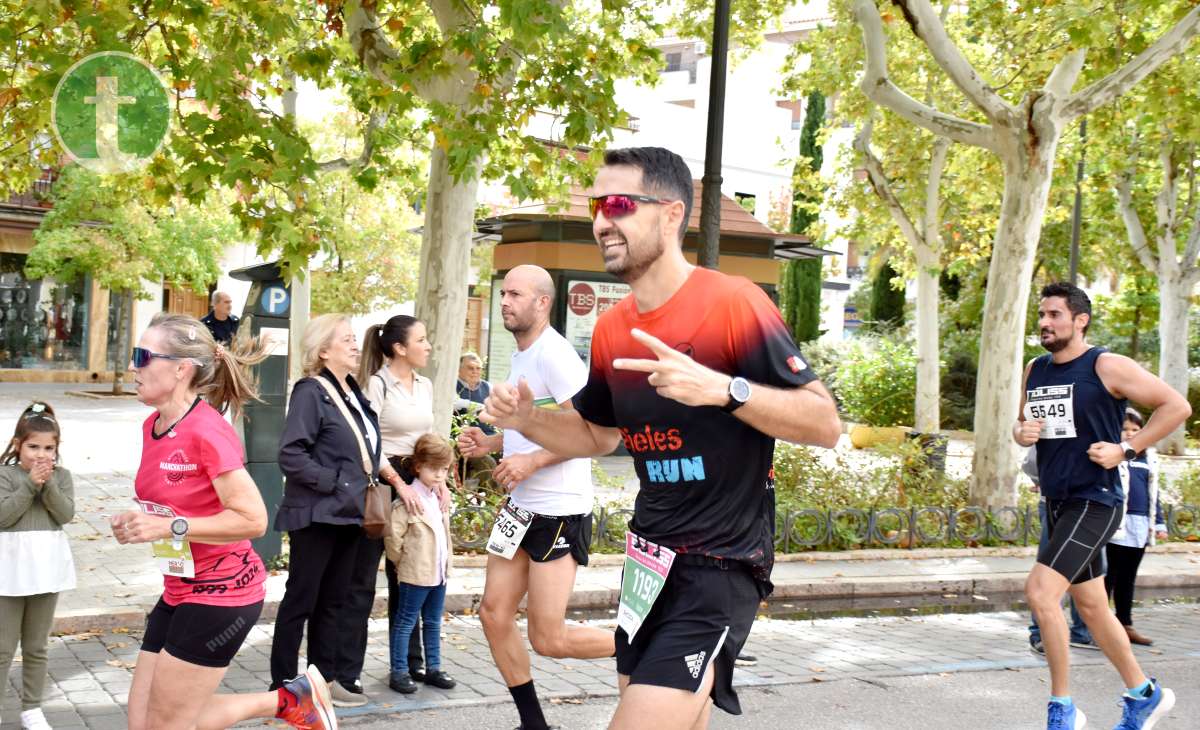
[460,352,482,366]
[211,290,231,306]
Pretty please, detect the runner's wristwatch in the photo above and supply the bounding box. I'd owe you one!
[1120,441,1137,460]
[723,377,751,413]
[170,517,189,550]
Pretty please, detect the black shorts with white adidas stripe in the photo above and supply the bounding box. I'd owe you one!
[615,556,765,715]
[519,511,592,565]
[1037,498,1122,584]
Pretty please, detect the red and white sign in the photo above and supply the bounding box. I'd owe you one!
[564,279,631,365]
[568,282,595,316]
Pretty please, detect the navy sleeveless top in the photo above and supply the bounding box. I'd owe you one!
[1026,347,1126,507]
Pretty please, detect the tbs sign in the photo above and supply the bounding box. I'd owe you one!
[568,282,596,316]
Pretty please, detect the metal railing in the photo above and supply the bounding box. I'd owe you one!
[772,503,1198,551]
[449,504,1200,553]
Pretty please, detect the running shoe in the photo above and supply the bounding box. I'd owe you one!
[1113,680,1175,730]
[735,652,758,666]
[277,664,338,730]
[19,708,52,730]
[1047,701,1086,729]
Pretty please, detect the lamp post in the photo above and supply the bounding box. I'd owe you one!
[698,0,731,270]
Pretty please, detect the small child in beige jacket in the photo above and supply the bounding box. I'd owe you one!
[384,433,455,695]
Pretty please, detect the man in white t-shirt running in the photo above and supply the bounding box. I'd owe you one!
[458,265,614,730]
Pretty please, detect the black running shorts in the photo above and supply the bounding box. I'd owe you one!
[519,512,592,566]
[141,597,263,668]
[615,557,764,715]
[1037,498,1122,584]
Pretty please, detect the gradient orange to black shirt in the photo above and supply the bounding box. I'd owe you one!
[573,267,816,585]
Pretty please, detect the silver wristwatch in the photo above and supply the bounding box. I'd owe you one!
[170,517,189,550]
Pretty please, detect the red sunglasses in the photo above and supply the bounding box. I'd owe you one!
[588,193,674,221]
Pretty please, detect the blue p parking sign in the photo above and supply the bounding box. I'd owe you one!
[260,286,290,316]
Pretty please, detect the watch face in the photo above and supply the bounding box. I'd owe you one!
[731,377,751,402]
[171,518,187,536]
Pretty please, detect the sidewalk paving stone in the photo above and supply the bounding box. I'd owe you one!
[4,601,1200,728]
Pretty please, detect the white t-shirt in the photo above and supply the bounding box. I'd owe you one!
[504,326,593,516]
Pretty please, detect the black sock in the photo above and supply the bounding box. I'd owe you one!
[509,680,549,730]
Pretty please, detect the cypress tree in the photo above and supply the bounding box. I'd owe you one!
[781,90,826,343]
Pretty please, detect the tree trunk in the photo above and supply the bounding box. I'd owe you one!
[1157,273,1191,454]
[1130,300,1141,360]
[970,128,1063,509]
[414,146,481,436]
[111,292,132,395]
[914,247,940,433]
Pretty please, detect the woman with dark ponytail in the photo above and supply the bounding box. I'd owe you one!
[356,315,450,693]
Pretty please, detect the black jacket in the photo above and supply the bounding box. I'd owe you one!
[275,370,382,532]
[201,310,240,345]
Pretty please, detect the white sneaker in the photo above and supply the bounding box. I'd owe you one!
[21,708,52,730]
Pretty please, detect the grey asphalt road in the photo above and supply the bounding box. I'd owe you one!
[342,658,1196,729]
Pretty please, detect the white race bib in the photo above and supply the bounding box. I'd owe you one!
[1024,384,1077,439]
[135,499,195,578]
[486,501,533,560]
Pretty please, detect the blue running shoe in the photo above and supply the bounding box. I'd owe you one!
[1113,680,1175,730]
[1048,701,1086,729]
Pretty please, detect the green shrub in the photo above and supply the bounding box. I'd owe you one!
[832,336,916,427]
[774,439,967,512]
[1167,462,1200,506]
[799,339,851,401]
[772,439,987,550]
[867,260,905,330]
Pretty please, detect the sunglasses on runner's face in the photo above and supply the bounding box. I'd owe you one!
[131,347,185,369]
[588,194,673,221]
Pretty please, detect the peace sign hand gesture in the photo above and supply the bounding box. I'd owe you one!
[613,328,732,408]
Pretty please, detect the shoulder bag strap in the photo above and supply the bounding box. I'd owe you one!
[314,376,374,478]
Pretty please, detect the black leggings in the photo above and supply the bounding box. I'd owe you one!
[1105,542,1146,627]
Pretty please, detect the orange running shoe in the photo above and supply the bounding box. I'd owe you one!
[276,664,338,730]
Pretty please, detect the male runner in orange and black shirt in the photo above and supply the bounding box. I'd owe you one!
[483,147,841,730]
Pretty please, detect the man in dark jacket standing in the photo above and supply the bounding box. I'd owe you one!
[201,291,239,345]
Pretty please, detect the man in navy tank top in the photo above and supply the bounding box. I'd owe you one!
[1016,282,1191,730]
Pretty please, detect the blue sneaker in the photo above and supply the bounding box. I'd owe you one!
[1048,701,1086,729]
[1113,680,1175,729]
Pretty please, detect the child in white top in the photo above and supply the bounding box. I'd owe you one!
[0,402,75,730]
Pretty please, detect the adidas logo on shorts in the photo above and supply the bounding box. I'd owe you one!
[684,651,706,678]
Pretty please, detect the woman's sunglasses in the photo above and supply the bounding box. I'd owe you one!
[587,193,673,221]
[131,347,185,369]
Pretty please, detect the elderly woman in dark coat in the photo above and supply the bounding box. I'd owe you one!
[268,314,382,709]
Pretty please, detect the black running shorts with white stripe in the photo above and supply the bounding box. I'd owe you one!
[1036,498,1122,584]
